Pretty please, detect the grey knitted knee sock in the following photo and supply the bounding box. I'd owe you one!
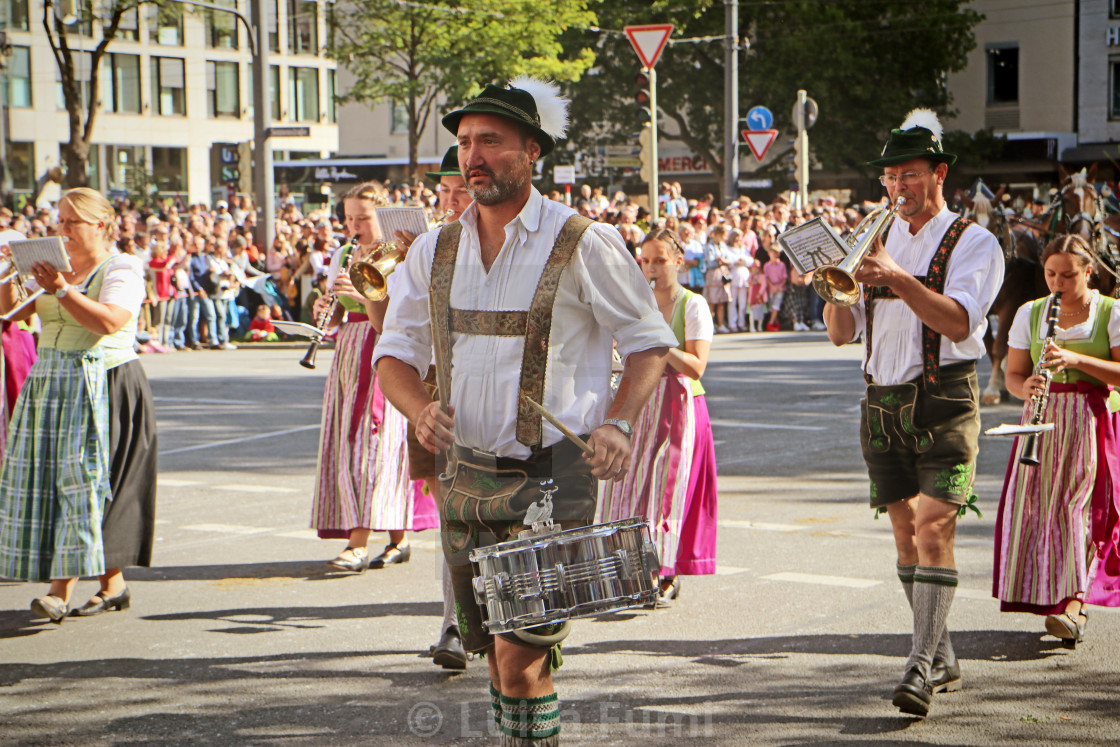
[897,561,955,664]
[441,559,457,633]
[905,565,958,678]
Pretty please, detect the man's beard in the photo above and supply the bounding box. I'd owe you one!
[466,161,531,206]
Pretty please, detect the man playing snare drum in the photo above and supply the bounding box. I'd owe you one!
[822,109,1003,718]
[375,77,674,745]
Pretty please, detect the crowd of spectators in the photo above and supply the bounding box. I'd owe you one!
[2,175,965,353]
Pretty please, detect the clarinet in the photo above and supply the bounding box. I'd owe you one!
[1019,291,1062,466]
[300,235,358,370]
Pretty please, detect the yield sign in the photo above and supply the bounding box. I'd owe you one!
[742,129,778,161]
[624,24,674,69]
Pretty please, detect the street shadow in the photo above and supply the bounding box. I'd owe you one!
[124,559,369,583]
[2,637,1117,745]
[567,629,1067,665]
[142,600,442,627]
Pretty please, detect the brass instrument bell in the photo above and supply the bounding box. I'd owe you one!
[811,196,905,307]
[348,241,406,302]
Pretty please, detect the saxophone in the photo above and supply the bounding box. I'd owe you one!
[1019,291,1062,466]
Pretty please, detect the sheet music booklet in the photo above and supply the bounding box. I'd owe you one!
[375,207,429,241]
[8,237,72,276]
[776,218,849,275]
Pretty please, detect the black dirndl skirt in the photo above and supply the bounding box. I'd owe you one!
[102,358,158,568]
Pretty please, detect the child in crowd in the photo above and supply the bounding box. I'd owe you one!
[763,247,788,332]
[247,304,279,342]
[747,263,768,333]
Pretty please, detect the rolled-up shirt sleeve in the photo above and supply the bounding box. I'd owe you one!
[373,230,437,377]
[570,223,677,358]
[943,225,1004,334]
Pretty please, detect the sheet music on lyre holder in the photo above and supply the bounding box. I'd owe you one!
[776,219,849,276]
[8,237,72,276]
[375,207,429,241]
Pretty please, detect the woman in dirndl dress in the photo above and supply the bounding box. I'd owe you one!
[993,234,1120,647]
[310,182,436,572]
[597,228,719,602]
[0,188,146,622]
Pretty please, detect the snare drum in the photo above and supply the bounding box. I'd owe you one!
[469,517,660,634]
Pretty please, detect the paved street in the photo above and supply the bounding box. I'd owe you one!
[2,336,1118,745]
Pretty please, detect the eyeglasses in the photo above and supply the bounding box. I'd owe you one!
[878,170,932,187]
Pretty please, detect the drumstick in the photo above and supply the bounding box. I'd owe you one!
[521,395,596,457]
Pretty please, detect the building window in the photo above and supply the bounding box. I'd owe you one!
[267,0,279,53]
[105,144,141,196]
[287,0,318,55]
[206,60,240,118]
[6,46,32,108]
[326,69,336,124]
[390,101,408,134]
[151,57,185,116]
[6,141,33,192]
[152,146,188,193]
[271,65,281,121]
[1112,0,1120,19]
[60,0,93,37]
[288,66,318,122]
[115,6,139,40]
[1111,57,1120,120]
[105,53,141,114]
[206,0,239,50]
[56,51,93,111]
[6,0,29,31]
[147,3,183,45]
[986,45,1018,105]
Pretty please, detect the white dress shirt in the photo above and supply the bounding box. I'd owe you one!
[375,188,677,459]
[849,205,1004,386]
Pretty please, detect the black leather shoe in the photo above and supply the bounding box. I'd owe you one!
[431,626,468,670]
[369,543,411,569]
[928,657,962,693]
[71,587,131,617]
[326,547,369,573]
[892,667,933,717]
[30,595,68,623]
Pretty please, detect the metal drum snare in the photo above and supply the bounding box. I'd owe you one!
[469,517,660,634]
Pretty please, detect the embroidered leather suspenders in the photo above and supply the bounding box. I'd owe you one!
[429,215,595,449]
[862,217,971,390]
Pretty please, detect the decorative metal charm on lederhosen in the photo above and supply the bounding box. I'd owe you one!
[428,215,599,557]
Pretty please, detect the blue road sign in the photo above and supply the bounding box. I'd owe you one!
[746,106,773,131]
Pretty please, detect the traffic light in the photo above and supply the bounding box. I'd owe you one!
[635,72,651,125]
[237,141,252,195]
[638,126,653,183]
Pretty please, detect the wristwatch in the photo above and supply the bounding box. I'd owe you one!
[54,283,71,299]
[603,418,633,437]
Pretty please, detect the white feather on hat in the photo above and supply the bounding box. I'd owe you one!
[900,108,943,141]
[509,75,569,141]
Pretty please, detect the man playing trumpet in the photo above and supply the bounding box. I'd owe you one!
[821,109,1004,718]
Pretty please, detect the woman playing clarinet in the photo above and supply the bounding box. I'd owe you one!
[597,228,719,602]
[994,234,1120,647]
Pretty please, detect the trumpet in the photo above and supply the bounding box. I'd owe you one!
[812,196,905,307]
[299,235,358,370]
[348,240,406,303]
[0,259,42,321]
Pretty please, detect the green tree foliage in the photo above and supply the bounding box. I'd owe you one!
[328,0,596,181]
[43,0,163,188]
[564,0,983,199]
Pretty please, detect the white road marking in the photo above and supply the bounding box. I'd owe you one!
[761,571,881,589]
[159,424,320,456]
[274,529,321,541]
[215,484,300,494]
[710,419,826,431]
[157,478,201,487]
[154,396,262,405]
[714,565,750,575]
[719,519,804,533]
[181,524,273,535]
